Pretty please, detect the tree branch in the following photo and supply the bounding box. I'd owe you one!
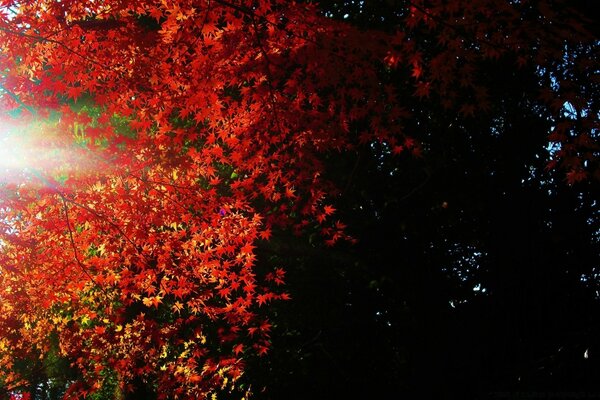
[0,83,37,116]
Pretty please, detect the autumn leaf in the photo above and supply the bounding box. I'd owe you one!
[142,296,163,308]
[233,343,244,355]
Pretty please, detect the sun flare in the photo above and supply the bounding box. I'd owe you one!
[0,129,34,172]
[0,118,74,185]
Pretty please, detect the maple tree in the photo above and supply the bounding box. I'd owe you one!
[0,0,597,398]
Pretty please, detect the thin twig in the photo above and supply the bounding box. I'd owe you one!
[0,25,108,69]
[58,193,108,295]
[0,83,37,116]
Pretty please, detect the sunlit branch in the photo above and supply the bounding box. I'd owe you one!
[0,25,108,69]
[0,83,37,116]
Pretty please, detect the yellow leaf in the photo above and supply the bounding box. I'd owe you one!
[143,296,163,308]
[172,301,184,313]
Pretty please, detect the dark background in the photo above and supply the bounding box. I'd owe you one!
[247,1,600,398]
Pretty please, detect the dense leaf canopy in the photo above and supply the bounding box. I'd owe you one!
[0,0,598,399]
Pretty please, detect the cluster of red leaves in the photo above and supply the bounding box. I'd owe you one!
[0,0,398,397]
[391,0,599,182]
[0,0,597,398]
[0,119,284,397]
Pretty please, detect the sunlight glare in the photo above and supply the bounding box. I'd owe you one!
[0,135,31,171]
[0,123,35,177]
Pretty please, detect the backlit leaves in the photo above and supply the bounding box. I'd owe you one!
[0,0,598,398]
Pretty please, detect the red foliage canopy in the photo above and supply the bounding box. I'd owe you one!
[0,0,597,398]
